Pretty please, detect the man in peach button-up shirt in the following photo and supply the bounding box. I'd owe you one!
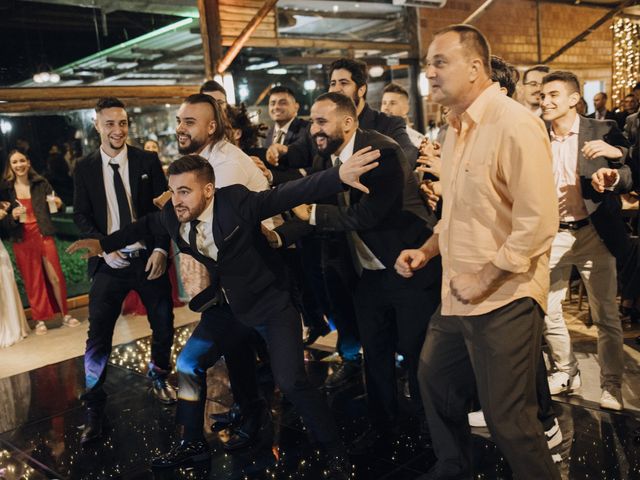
[395,25,560,480]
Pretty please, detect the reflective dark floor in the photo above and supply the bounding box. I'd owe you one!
[2,323,640,480]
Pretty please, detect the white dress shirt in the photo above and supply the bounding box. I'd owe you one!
[272,118,294,144]
[310,133,385,271]
[179,197,217,261]
[100,146,145,252]
[550,115,590,222]
[200,139,281,229]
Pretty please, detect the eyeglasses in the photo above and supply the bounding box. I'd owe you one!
[524,81,541,88]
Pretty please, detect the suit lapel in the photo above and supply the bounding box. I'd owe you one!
[127,149,141,217]
[577,119,594,176]
[90,151,109,232]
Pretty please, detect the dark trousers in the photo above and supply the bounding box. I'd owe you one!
[312,235,361,361]
[354,269,440,426]
[176,298,340,445]
[176,304,261,441]
[84,254,174,407]
[419,298,560,480]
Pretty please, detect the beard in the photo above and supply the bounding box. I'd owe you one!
[313,131,344,160]
[177,133,207,155]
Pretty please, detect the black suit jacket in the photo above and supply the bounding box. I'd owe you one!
[273,103,419,186]
[263,117,309,148]
[558,117,631,258]
[73,146,170,276]
[100,166,346,324]
[276,129,440,288]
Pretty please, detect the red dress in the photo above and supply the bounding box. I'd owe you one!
[12,198,69,322]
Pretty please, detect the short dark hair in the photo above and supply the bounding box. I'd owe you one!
[595,91,608,100]
[523,65,550,83]
[269,85,297,100]
[435,24,491,75]
[329,58,368,97]
[633,82,640,92]
[542,71,581,94]
[314,92,358,119]
[167,155,215,184]
[182,93,227,145]
[625,93,636,99]
[490,55,519,98]
[382,82,409,99]
[200,80,226,97]
[95,97,126,113]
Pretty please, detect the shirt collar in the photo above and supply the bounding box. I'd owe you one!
[333,131,357,165]
[275,118,294,135]
[449,82,501,133]
[100,145,128,165]
[550,114,580,141]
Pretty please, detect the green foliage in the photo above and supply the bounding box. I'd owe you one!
[2,237,89,307]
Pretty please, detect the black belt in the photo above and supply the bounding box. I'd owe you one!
[559,218,590,231]
[120,249,146,259]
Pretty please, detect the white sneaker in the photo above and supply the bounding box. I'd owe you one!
[63,315,81,327]
[468,410,487,427]
[545,418,563,449]
[600,388,623,411]
[548,371,582,395]
[35,321,48,335]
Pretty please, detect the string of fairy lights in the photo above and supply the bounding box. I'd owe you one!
[612,17,640,107]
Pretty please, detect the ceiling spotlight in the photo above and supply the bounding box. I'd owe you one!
[304,79,317,91]
[332,4,339,12]
[368,65,385,78]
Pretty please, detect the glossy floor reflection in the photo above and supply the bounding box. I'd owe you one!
[2,324,640,479]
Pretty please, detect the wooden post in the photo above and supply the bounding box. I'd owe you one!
[198,0,223,79]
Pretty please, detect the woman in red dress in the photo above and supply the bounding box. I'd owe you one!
[1,150,80,335]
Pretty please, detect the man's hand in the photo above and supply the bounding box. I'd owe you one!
[450,273,488,304]
[66,238,106,259]
[582,140,623,160]
[450,262,510,304]
[251,156,273,182]
[0,201,9,220]
[591,168,620,193]
[416,154,442,178]
[292,204,311,221]
[338,146,380,193]
[266,144,288,166]
[395,249,430,278]
[420,180,441,211]
[145,250,167,280]
[260,224,281,249]
[153,191,172,209]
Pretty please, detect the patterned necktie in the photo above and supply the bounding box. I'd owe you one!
[274,129,285,145]
[109,163,132,227]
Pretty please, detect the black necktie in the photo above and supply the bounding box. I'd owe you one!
[188,219,201,255]
[110,163,132,227]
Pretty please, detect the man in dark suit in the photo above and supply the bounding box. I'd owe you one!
[587,92,617,122]
[272,92,441,451]
[68,152,379,478]
[263,59,419,388]
[73,97,176,445]
[263,86,308,148]
[540,72,630,410]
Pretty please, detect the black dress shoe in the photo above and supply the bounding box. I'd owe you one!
[323,360,361,390]
[80,408,103,445]
[304,324,331,346]
[223,407,272,452]
[151,440,211,468]
[151,377,177,405]
[209,404,242,432]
